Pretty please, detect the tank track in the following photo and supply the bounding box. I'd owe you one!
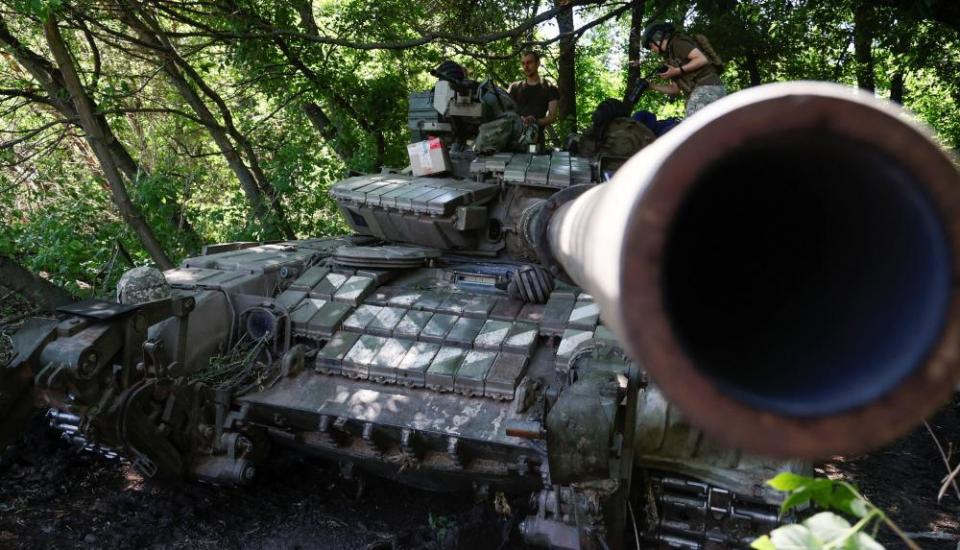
[47,407,782,549]
[641,472,782,549]
[47,410,120,460]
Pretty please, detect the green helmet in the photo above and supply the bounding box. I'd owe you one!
[642,22,675,48]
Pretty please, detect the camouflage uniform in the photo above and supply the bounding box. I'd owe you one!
[685,85,727,118]
[116,266,171,305]
[661,34,726,119]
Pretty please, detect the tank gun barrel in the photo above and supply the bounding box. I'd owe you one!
[542,82,960,458]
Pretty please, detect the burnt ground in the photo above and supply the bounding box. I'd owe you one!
[2,287,960,549]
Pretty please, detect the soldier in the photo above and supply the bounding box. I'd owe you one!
[639,22,726,118]
[508,51,560,138]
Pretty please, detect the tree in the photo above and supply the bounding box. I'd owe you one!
[0,253,74,310]
[626,0,648,93]
[114,3,295,240]
[556,0,578,132]
[854,0,876,92]
[0,0,958,295]
[37,14,173,269]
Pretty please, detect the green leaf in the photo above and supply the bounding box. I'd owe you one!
[804,512,850,544]
[809,479,837,509]
[768,472,815,492]
[847,499,870,519]
[780,486,813,516]
[770,524,823,549]
[844,532,884,550]
[833,497,870,518]
[831,484,870,518]
[751,535,776,550]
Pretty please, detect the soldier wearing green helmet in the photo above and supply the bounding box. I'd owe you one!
[637,22,727,117]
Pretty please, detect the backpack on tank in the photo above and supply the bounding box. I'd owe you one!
[576,99,654,159]
[692,33,725,73]
[475,112,522,154]
[597,118,655,158]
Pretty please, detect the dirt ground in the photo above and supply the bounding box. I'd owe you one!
[0,413,524,550]
[821,398,960,550]
[2,288,960,550]
[3,417,960,550]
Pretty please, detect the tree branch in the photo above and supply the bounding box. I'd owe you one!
[0,118,73,149]
[0,88,56,105]
[71,13,103,91]
[157,0,610,50]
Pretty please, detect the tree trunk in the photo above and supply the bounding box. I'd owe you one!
[555,0,577,132]
[0,16,197,245]
[854,1,876,92]
[0,254,75,310]
[270,36,384,168]
[152,31,295,240]
[890,71,905,104]
[120,5,294,239]
[221,0,384,169]
[163,72,268,229]
[888,28,909,106]
[106,135,200,242]
[43,16,174,270]
[117,9,278,237]
[289,1,368,165]
[156,60,269,226]
[625,0,646,95]
[744,51,762,87]
[303,102,352,162]
[294,0,320,37]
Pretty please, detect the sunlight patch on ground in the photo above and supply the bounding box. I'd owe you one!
[122,465,144,492]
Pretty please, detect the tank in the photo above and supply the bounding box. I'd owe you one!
[3,79,960,550]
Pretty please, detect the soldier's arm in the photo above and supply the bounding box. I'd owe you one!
[539,98,559,127]
[507,82,519,103]
[651,82,681,96]
[680,48,710,74]
[658,48,710,80]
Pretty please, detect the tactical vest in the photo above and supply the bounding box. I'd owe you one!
[667,34,724,94]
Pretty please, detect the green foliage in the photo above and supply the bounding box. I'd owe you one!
[0,178,133,296]
[752,513,884,550]
[11,0,62,19]
[0,0,958,293]
[766,472,869,519]
[572,20,625,132]
[752,473,919,550]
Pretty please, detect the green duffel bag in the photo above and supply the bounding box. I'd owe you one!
[598,117,655,158]
[475,112,522,154]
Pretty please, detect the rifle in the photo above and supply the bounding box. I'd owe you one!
[625,65,668,105]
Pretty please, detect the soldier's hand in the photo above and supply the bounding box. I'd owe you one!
[658,66,682,79]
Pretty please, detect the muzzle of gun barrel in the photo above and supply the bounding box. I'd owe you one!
[544,81,960,458]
